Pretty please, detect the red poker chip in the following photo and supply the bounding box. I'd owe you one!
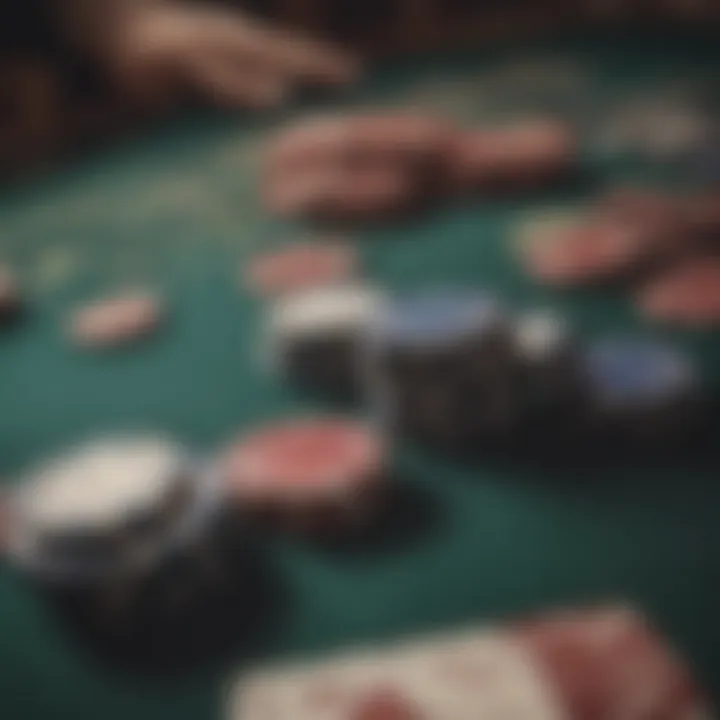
[522,220,647,286]
[244,240,358,297]
[265,113,454,177]
[70,292,163,349]
[637,257,720,326]
[264,165,416,223]
[521,187,694,287]
[450,120,575,193]
[222,417,384,506]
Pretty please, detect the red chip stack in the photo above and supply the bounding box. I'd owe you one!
[221,417,386,532]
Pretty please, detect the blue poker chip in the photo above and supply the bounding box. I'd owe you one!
[583,339,698,410]
[368,289,505,349]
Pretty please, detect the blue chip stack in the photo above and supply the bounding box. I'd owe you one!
[581,339,703,448]
[365,289,521,451]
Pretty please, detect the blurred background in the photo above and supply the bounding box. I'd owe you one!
[1,0,720,180]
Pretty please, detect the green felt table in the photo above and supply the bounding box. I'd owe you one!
[0,30,719,720]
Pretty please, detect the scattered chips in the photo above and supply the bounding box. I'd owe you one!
[245,240,358,298]
[522,220,649,286]
[265,113,454,175]
[637,257,720,326]
[69,291,163,350]
[449,119,576,194]
[519,188,688,286]
[264,164,418,224]
[263,113,455,224]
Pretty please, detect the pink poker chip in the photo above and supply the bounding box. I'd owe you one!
[244,240,358,297]
[264,165,416,223]
[222,417,384,509]
[522,220,648,286]
[450,119,576,193]
[265,113,454,176]
[637,257,720,326]
[70,292,163,349]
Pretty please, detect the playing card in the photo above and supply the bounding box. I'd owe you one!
[228,628,563,720]
[227,607,708,720]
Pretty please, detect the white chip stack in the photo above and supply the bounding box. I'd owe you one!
[266,283,386,396]
[8,435,201,583]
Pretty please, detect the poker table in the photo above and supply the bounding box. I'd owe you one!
[1,29,720,720]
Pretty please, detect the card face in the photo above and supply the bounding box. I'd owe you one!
[228,629,565,720]
[227,608,708,720]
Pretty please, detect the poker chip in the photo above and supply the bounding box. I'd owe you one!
[265,164,418,223]
[8,435,214,582]
[245,240,358,298]
[266,283,386,395]
[221,417,385,528]
[369,289,506,349]
[263,113,456,223]
[584,339,697,408]
[514,310,586,448]
[265,113,454,175]
[367,290,521,448]
[69,291,163,350]
[449,119,576,194]
[636,257,720,326]
[520,189,686,286]
[0,263,22,323]
[522,219,647,286]
[515,310,571,365]
[581,339,701,445]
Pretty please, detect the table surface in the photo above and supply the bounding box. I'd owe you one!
[1,30,719,720]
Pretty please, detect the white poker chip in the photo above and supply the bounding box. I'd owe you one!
[269,284,385,338]
[17,436,185,532]
[7,436,213,580]
[265,283,386,371]
[514,310,570,364]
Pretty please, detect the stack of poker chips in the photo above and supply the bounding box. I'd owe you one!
[265,283,387,398]
[219,416,387,535]
[5,435,222,618]
[365,289,522,452]
[580,339,703,450]
[265,281,705,455]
